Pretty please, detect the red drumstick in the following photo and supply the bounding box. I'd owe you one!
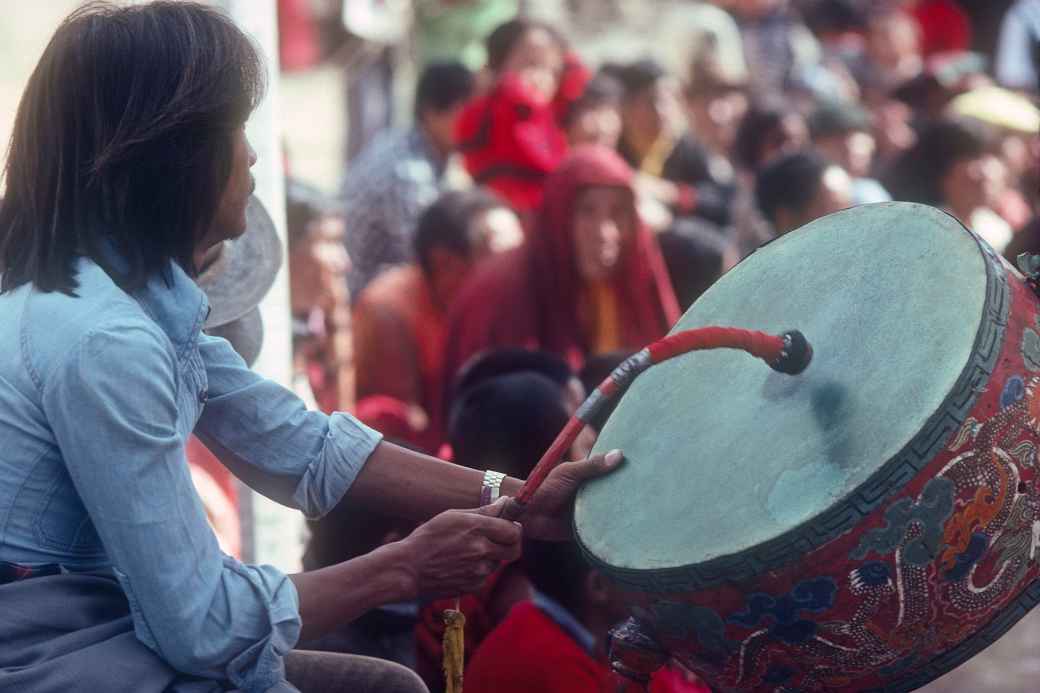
[501,326,811,520]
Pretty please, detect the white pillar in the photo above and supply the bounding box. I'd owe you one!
[216,0,305,572]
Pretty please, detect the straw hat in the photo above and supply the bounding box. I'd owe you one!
[196,195,282,366]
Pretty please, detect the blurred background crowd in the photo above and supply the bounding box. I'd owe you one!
[6,0,1040,690]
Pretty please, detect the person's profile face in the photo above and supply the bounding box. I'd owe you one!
[205,127,256,249]
[571,186,636,282]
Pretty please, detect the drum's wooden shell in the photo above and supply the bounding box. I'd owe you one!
[577,204,1040,691]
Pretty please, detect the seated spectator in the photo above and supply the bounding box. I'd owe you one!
[415,356,584,692]
[947,85,1040,231]
[463,537,710,692]
[756,150,853,236]
[342,61,475,297]
[658,218,735,311]
[456,18,588,216]
[733,98,811,175]
[857,8,924,95]
[442,145,681,380]
[613,58,733,227]
[884,117,1014,253]
[726,0,821,94]
[448,347,585,425]
[287,179,353,412]
[564,71,624,149]
[730,98,810,256]
[682,46,749,187]
[809,100,891,204]
[353,188,522,452]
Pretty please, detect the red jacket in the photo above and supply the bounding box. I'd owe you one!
[464,602,711,693]
[455,54,589,214]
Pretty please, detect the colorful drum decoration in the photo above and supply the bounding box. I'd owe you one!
[575,202,1040,691]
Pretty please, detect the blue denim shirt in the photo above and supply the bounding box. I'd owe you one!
[0,257,383,691]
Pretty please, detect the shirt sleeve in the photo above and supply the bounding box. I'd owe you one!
[41,321,301,692]
[996,5,1040,90]
[194,332,382,519]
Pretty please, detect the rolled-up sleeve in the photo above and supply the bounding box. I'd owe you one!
[42,322,301,692]
[195,333,382,519]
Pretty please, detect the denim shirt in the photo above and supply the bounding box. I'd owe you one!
[0,257,383,691]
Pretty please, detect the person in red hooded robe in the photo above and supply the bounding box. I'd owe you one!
[442,144,681,382]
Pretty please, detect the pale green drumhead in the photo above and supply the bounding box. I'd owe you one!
[574,203,991,575]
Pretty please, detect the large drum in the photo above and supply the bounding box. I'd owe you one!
[576,202,1040,691]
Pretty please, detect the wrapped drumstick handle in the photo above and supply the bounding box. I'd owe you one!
[500,327,812,522]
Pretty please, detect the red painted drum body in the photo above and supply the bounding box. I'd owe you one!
[575,203,1040,691]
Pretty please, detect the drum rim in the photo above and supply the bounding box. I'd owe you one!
[574,202,1011,594]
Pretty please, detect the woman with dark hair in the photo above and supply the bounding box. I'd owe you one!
[0,4,619,691]
[442,145,681,380]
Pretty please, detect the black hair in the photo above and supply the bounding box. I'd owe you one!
[657,219,731,311]
[451,347,573,407]
[413,188,507,275]
[755,150,831,226]
[522,538,592,614]
[802,0,869,36]
[414,60,475,120]
[882,116,997,205]
[734,98,799,170]
[0,2,265,295]
[449,372,570,480]
[562,72,623,127]
[612,58,669,98]
[485,18,564,72]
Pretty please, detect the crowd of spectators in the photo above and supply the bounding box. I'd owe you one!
[279,1,1040,690]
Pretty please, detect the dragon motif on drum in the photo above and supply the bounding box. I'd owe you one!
[674,369,1040,691]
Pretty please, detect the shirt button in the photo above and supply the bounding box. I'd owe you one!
[198,389,209,404]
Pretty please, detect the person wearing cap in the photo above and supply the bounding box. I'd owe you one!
[809,100,891,206]
[0,4,622,692]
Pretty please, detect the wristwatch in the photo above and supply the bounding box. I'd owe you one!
[480,470,506,506]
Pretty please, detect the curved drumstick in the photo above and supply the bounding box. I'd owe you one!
[500,326,812,521]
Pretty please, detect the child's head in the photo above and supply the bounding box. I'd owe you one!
[564,72,624,148]
[486,19,565,103]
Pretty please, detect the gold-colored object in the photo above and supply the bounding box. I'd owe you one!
[443,599,466,693]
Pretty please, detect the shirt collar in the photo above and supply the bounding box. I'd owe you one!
[131,260,210,357]
[532,590,597,655]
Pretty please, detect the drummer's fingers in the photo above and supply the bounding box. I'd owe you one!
[557,449,625,484]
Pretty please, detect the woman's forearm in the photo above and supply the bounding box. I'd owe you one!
[343,440,522,520]
[289,540,416,643]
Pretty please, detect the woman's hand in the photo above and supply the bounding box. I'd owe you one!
[392,497,522,599]
[519,450,625,541]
